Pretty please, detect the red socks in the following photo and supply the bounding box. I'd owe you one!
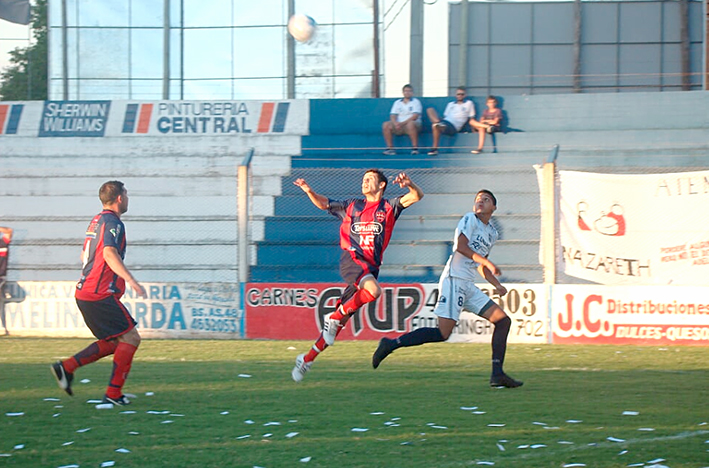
[63,340,118,373]
[304,326,345,363]
[106,342,138,398]
[331,288,376,321]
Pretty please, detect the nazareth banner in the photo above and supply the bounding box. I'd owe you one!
[552,285,709,345]
[244,283,548,344]
[3,281,242,339]
[553,169,709,285]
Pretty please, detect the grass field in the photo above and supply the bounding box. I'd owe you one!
[0,337,707,468]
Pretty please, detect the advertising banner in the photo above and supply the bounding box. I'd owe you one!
[3,282,243,339]
[552,285,709,345]
[553,170,709,285]
[244,283,548,343]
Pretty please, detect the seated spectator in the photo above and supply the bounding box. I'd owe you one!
[470,96,502,154]
[382,84,422,155]
[426,86,475,156]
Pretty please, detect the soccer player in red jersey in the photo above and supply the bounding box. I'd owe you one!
[0,226,13,335]
[291,169,423,381]
[51,181,147,405]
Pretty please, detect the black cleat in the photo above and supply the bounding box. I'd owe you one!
[50,361,74,396]
[490,373,524,388]
[103,394,131,406]
[372,338,395,369]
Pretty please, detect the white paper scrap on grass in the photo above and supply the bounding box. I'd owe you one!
[238,374,252,378]
[370,412,385,415]
[245,420,255,424]
[55,405,63,409]
[288,419,298,423]
[562,464,586,467]
[644,465,669,468]
[287,346,297,350]
[128,432,140,435]
[431,426,447,430]
[61,442,74,446]
[264,422,281,426]
[638,428,655,431]
[170,414,184,417]
[517,445,529,449]
[13,445,24,450]
[44,397,61,402]
[607,437,625,443]
[627,464,644,467]
[618,450,628,455]
[477,462,495,466]
[95,404,113,410]
[6,412,24,417]
[351,428,369,432]
[544,427,561,430]
[558,441,574,445]
[391,417,401,421]
[488,424,506,427]
[263,433,272,438]
[622,411,639,416]
[460,406,478,411]
[300,456,312,462]
[161,420,173,424]
[473,411,486,415]
[531,444,547,449]
[145,392,154,396]
[286,432,299,438]
[120,411,136,415]
[100,461,116,467]
[566,420,583,424]
[698,422,707,426]
[80,379,90,384]
[236,435,251,440]
[115,448,131,453]
[0,454,11,457]
[220,411,230,415]
[647,459,666,464]
[147,410,170,415]
[86,400,102,404]
[76,428,91,433]
[57,465,80,468]
[53,414,61,418]
[496,443,505,451]
[533,422,548,426]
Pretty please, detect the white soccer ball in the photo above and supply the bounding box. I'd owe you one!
[288,14,316,43]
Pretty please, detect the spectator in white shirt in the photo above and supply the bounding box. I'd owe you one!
[426,86,476,156]
[382,84,423,155]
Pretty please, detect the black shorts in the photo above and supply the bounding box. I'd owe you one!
[76,296,136,340]
[339,251,379,286]
[438,120,458,135]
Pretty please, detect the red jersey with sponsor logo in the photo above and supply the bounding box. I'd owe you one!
[328,197,405,267]
[75,210,127,301]
[0,231,10,278]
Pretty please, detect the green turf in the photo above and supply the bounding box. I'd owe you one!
[0,337,707,468]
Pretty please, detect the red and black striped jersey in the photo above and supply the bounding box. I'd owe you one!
[328,197,406,267]
[0,231,10,278]
[75,210,127,301]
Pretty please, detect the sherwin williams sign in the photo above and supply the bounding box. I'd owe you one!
[38,101,111,137]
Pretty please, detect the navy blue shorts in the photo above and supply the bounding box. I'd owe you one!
[438,120,458,135]
[339,251,379,286]
[76,296,136,340]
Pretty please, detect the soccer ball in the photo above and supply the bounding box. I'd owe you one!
[287,14,316,43]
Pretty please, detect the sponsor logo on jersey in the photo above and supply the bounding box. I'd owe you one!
[351,222,383,235]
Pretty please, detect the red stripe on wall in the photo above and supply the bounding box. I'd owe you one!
[257,102,275,133]
[137,104,153,133]
[0,105,8,134]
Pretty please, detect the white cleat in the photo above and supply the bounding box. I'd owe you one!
[322,312,343,346]
[291,354,312,382]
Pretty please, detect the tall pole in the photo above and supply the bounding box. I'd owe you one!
[410,0,423,94]
[679,0,691,90]
[372,0,381,97]
[287,0,295,98]
[163,0,170,99]
[457,0,469,89]
[573,0,582,92]
[61,0,68,99]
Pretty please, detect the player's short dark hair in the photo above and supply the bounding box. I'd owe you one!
[99,180,125,205]
[366,169,388,193]
[402,84,413,91]
[477,189,497,207]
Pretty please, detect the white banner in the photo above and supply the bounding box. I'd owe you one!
[552,285,709,346]
[556,170,709,285]
[3,282,243,339]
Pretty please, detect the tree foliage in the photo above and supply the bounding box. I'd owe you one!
[0,0,48,101]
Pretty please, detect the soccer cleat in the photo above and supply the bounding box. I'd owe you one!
[50,361,74,396]
[490,373,524,388]
[322,312,342,346]
[372,337,395,369]
[291,354,312,382]
[103,394,131,406]
[383,149,396,156]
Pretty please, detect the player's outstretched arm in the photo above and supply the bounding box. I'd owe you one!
[103,246,147,298]
[293,178,329,210]
[393,172,423,208]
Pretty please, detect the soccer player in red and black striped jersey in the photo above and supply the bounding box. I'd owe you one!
[51,181,147,406]
[291,169,423,382]
[0,226,13,335]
